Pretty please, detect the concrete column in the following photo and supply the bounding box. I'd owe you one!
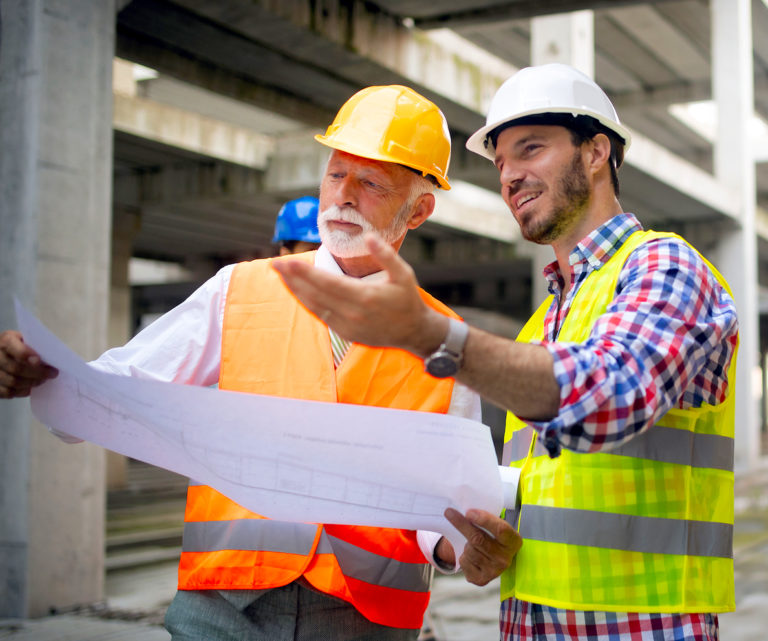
[529,11,594,310]
[710,0,760,469]
[0,0,115,617]
[106,207,141,490]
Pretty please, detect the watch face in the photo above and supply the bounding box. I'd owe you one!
[426,354,458,378]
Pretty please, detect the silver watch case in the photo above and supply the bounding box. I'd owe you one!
[424,318,468,378]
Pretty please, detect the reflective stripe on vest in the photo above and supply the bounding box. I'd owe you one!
[182,519,319,555]
[502,428,544,464]
[501,229,737,613]
[181,520,431,592]
[519,505,733,558]
[502,424,733,471]
[322,533,432,592]
[179,252,460,629]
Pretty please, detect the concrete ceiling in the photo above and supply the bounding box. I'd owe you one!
[113,0,768,311]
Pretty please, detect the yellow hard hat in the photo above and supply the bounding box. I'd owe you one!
[315,85,452,190]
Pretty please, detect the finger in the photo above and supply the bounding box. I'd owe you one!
[0,349,58,381]
[466,509,522,551]
[364,234,416,286]
[445,508,498,564]
[444,507,478,539]
[0,330,37,365]
[0,363,58,397]
[0,369,34,399]
[0,333,57,381]
[446,508,521,566]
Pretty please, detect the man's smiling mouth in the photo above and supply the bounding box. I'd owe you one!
[514,193,540,210]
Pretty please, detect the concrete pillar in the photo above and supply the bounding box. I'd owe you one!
[710,0,761,469]
[106,208,140,490]
[0,0,115,617]
[529,11,594,310]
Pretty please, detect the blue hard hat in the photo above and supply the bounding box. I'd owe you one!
[272,196,321,244]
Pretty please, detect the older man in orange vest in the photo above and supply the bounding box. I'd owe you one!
[0,85,521,640]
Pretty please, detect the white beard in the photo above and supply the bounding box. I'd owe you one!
[318,205,409,258]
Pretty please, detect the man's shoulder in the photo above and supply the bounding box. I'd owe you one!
[417,288,462,320]
[626,230,706,263]
[233,251,317,276]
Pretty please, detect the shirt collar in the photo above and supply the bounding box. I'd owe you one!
[542,213,643,285]
[315,244,386,282]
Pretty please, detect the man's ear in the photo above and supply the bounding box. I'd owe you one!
[587,133,613,174]
[406,192,436,230]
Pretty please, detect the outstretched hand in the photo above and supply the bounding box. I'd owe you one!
[444,507,522,586]
[0,330,58,399]
[272,234,447,356]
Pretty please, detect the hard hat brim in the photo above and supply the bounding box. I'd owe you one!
[466,107,632,161]
[315,134,452,191]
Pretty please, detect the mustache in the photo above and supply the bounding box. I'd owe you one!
[318,205,372,229]
[510,181,544,198]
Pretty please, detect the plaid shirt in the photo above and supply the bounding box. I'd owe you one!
[500,600,719,641]
[503,213,737,640]
[527,213,737,457]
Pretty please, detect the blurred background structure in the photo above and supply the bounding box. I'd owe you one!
[2,0,768,628]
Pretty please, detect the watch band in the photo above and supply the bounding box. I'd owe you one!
[442,317,469,358]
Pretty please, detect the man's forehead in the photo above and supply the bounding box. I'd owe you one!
[328,150,409,178]
[497,123,569,145]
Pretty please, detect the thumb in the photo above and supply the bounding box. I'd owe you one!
[364,234,413,285]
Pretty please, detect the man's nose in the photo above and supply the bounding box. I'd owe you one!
[334,176,358,209]
[499,163,524,188]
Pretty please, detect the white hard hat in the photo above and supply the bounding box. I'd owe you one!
[466,63,632,161]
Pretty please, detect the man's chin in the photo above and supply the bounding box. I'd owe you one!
[326,246,370,259]
[320,234,369,258]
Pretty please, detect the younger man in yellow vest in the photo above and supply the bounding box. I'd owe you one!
[0,86,499,640]
[274,64,740,641]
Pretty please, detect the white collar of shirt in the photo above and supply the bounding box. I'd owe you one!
[315,244,387,282]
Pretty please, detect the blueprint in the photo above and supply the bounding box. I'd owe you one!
[16,301,518,553]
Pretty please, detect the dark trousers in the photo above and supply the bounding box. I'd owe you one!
[164,582,419,641]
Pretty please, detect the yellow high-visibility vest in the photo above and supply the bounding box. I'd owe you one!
[502,230,737,613]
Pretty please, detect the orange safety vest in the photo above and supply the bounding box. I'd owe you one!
[178,251,459,629]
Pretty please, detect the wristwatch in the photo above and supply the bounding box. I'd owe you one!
[424,318,469,378]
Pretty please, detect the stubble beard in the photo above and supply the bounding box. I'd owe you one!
[521,149,591,245]
[318,202,412,258]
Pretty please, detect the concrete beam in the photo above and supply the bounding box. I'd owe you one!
[113,159,266,208]
[114,131,518,244]
[432,186,518,243]
[113,93,274,170]
[122,0,504,135]
[113,1,763,251]
[115,29,334,129]
[406,0,683,29]
[624,126,739,220]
